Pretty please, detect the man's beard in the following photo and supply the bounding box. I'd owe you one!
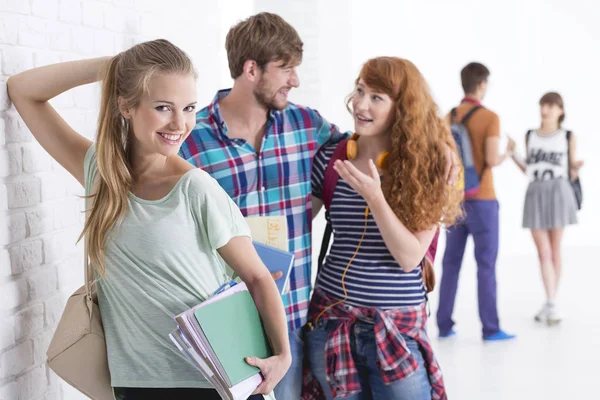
[253,77,287,111]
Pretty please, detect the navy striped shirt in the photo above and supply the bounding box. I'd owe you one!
[312,144,426,308]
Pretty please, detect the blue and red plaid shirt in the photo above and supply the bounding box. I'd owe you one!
[302,289,447,399]
[179,89,348,332]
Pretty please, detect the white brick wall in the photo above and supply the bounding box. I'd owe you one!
[0,1,223,399]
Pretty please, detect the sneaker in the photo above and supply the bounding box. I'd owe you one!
[439,329,456,339]
[534,303,549,322]
[546,303,562,326]
[483,330,517,341]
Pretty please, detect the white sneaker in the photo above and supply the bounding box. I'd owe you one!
[546,303,562,326]
[534,303,549,322]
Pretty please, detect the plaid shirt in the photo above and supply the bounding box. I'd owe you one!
[302,289,447,399]
[179,89,347,332]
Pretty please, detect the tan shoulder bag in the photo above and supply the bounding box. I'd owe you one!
[46,194,113,400]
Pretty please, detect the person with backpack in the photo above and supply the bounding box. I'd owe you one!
[510,92,584,325]
[436,62,517,341]
[303,57,463,400]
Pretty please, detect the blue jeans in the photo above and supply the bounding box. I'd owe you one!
[273,328,304,400]
[307,319,432,400]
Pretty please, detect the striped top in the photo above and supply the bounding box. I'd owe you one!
[312,144,426,308]
[179,89,347,332]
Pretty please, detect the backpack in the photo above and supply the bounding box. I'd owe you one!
[525,129,582,210]
[316,139,440,293]
[451,106,482,198]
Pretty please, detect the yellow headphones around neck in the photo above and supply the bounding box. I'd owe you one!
[346,133,390,170]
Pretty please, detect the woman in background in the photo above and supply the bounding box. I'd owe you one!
[512,92,584,325]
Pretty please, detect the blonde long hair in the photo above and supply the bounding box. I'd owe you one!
[80,39,195,276]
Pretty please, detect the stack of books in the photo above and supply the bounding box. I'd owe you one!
[170,241,295,399]
[171,282,269,399]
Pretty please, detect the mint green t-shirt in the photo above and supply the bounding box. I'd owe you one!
[84,144,251,388]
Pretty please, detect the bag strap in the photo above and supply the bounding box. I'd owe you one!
[523,129,533,165]
[322,140,349,211]
[460,105,482,125]
[566,130,572,180]
[450,105,481,126]
[450,108,457,124]
[317,140,349,275]
[426,229,440,264]
[421,228,440,295]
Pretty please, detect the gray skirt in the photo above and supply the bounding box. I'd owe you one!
[523,179,578,229]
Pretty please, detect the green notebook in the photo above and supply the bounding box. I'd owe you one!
[194,290,272,386]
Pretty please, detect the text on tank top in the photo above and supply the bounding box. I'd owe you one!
[527,129,569,181]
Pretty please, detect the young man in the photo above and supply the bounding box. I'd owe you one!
[436,62,516,342]
[178,13,346,399]
[179,13,460,398]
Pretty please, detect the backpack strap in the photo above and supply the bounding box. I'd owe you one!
[525,129,533,147]
[426,229,440,264]
[322,140,349,210]
[525,129,533,162]
[450,108,457,124]
[566,130,572,179]
[460,105,482,124]
[450,105,481,126]
[421,228,440,295]
[317,140,349,275]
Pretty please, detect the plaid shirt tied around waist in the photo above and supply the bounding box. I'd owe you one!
[301,288,447,399]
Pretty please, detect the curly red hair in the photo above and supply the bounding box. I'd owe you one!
[348,57,463,231]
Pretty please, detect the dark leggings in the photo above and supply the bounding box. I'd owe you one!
[114,387,264,400]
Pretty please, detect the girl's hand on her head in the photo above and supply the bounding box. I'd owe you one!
[246,353,292,395]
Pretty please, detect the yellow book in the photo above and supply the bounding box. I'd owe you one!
[245,216,288,252]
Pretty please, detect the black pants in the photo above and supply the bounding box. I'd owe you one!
[114,387,264,400]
